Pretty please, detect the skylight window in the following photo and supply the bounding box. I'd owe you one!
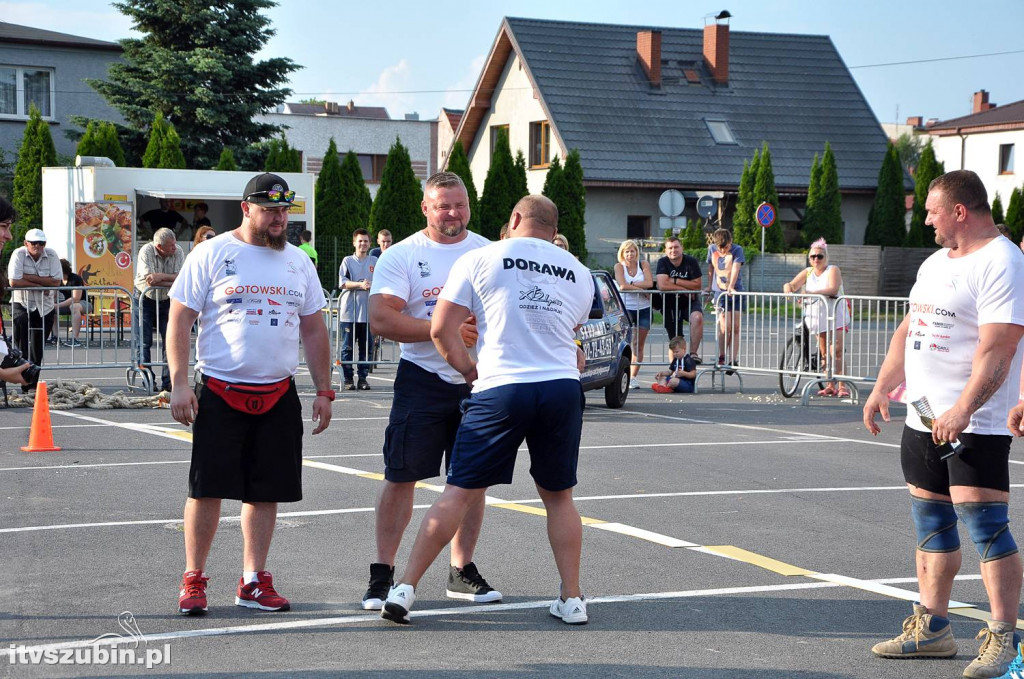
[705,119,736,145]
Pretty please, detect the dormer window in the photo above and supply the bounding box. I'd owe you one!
[705,119,736,145]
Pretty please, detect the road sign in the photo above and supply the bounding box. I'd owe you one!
[756,202,776,228]
[659,189,686,217]
[659,216,686,233]
[696,195,717,219]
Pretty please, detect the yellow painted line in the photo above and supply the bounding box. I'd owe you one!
[948,608,1024,628]
[490,502,548,517]
[699,546,815,576]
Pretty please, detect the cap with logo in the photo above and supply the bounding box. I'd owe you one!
[243,173,295,208]
[25,228,47,243]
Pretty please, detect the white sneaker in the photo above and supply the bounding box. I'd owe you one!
[381,583,415,624]
[549,595,588,625]
[629,378,639,390]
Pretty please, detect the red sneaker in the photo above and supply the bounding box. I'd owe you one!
[235,571,290,611]
[651,383,674,393]
[178,570,209,616]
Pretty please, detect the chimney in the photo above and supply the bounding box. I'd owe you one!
[906,116,923,128]
[347,99,355,113]
[972,90,995,114]
[636,30,661,87]
[704,11,731,85]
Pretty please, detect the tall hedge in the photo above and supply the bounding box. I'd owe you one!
[513,150,529,200]
[368,137,424,243]
[478,127,518,240]
[992,192,1005,225]
[314,138,344,290]
[12,104,56,248]
[142,113,168,168]
[753,142,783,253]
[864,142,907,247]
[445,140,479,233]
[98,122,125,167]
[560,149,588,261]
[817,142,843,244]
[907,140,944,247]
[802,152,822,244]
[159,125,187,169]
[216,147,238,171]
[1006,187,1024,242]
[340,150,372,247]
[732,152,759,251]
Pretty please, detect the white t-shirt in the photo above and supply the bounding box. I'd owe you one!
[903,237,1024,435]
[370,229,490,384]
[441,237,594,393]
[169,233,325,383]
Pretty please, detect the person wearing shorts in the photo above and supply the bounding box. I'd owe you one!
[705,229,745,370]
[864,170,1024,679]
[655,236,704,360]
[614,239,653,389]
[167,172,333,617]
[362,171,499,611]
[381,194,595,626]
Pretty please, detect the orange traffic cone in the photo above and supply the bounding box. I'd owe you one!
[21,381,61,452]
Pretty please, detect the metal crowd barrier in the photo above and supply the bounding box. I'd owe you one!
[328,288,403,387]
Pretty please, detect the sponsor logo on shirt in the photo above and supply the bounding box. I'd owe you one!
[246,308,263,316]
[225,259,237,275]
[247,298,262,304]
[909,302,956,318]
[285,318,296,328]
[248,320,260,326]
[286,300,301,307]
[913,331,926,337]
[422,286,443,298]
[417,261,432,278]
[270,318,279,327]
[913,341,921,350]
[932,333,951,340]
[224,285,288,295]
[929,343,949,353]
[933,321,954,329]
[424,299,437,308]
[503,258,577,282]
[268,310,281,315]
[519,286,564,308]
[226,298,242,304]
[287,262,298,274]
[268,298,282,306]
[917,318,929,327]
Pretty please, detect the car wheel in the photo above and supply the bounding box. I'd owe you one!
[604,356,630,408]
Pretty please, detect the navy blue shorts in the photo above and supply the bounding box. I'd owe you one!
[382,359,471,483]
[626,307,652,330]
[447,379,584,491]
[713,290,747,313]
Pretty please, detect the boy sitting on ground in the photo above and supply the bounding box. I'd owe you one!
[652,336,696,394]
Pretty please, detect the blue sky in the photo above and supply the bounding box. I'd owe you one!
[5,0,1023,125]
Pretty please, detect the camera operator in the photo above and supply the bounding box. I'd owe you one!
[0,198,32,385]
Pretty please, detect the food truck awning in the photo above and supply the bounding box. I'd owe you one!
[135,189,307,200]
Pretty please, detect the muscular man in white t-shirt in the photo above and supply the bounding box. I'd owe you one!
[382,195,595,626]
[361,171,500,610]
[864,170,1024,677]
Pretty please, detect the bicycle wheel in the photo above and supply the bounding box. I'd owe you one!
[778,336,807,398]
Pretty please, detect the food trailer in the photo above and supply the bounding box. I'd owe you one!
[41,164,315,294]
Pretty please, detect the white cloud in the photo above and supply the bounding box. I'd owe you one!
[0,2,136,40]
[442,54,486,112]
[356,59,415,118]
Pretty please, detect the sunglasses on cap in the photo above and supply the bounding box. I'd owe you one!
[809,253,825,260]
[246,189,296,203]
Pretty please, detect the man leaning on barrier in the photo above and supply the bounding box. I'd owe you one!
[134,228,184,393]
[7,228,61,369]
[863,170,1024,679]
[655,236,704,361]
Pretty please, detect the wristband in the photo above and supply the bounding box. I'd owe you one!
[316,390,336,401]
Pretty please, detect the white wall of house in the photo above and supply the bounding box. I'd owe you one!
[466,52,560,196]
[438,112,456,170]
[931,129,1024,209]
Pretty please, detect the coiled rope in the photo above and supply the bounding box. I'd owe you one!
[2,380,168,410]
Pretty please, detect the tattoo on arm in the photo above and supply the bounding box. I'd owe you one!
[969,356,1010,413]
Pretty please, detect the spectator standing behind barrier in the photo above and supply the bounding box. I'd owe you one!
[863,170,1024,679]
[381,195,594,626]
[139,199,188,242]
[369,229,392,259]
[167,171,333,617]
[651,336,696,394]
[135,228,184,392]
[7,228,61,369]
[54,259,90,348]
[190,202,211,240]
[338,228,377,390]
[192,226,216,249]
[614,239,652,389]
[363,171,499,612]
[298,230,318,268]
[655,236,704,362]
[706,229,745,371]
[553,233,570,251]
[782,238,851,398]
[0,199,30,385]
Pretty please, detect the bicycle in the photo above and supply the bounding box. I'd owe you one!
[778,311,821,398]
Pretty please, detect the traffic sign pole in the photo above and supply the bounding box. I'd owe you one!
[755,202,776,292]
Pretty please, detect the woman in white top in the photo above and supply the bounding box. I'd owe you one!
[782,238,851,398]
[614,239,653,389]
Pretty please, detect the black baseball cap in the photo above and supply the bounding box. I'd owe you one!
[243,173,295,207]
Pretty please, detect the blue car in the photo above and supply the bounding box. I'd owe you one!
[578,270,634,408]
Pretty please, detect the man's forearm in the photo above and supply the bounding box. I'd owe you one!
[871,317,909,395]
[369,306,431,343]
[167,303,198,387]
[955,333,1021,416]
[300,321,332,391]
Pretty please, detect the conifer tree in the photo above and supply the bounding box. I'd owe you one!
[340,150,372,248]
[514,150,529,200]
[76,122,101,158]
[315,139,345,290]
[992,192,1005,225]
[216,147,238,171]
[98,122,126,167]
[560,149,588,261]
[802,152,822,244]
[369,137,424,243]
[1006,187,1024,243]
[265,136,301,173]
[732,152,759,251]
[681,221,706,250]
[817,142,843,244]
[159,125,187,169]
[908,140,943,247]
[11,104,56,248]
[445,140,479,233]
[754,143,783,253]
[142,113,167,168]
[864,143,908,247]
[478,128,518,240]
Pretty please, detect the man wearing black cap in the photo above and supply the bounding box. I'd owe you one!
[7,228,62,366]
[167,173,334,616]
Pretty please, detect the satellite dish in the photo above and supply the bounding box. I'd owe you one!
[696,195,717,219]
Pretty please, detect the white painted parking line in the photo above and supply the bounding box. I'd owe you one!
[0,575,985,657]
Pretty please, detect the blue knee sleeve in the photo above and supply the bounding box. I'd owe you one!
[911,496,960,553]
[956,502,1018,562]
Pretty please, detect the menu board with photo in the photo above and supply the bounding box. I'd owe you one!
[74,202,135,303]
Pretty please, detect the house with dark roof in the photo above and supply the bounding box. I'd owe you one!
[438,107,463,169]
[450,16,891,264]
[927,90,1024,208]
[0,21,123,159]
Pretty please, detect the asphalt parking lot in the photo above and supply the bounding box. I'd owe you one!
[1,363,1022,678]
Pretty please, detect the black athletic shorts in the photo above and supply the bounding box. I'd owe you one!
[188,378,303,502]
[382,359,471,483]
[900,426,1011,494]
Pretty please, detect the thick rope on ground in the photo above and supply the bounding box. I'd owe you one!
[2,380,168,410]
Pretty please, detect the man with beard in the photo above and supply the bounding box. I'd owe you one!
[167,173,334,616]
[361,172,501,610]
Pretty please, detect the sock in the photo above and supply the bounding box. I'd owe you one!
[243,571,260,585]
[928,614,949,632]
